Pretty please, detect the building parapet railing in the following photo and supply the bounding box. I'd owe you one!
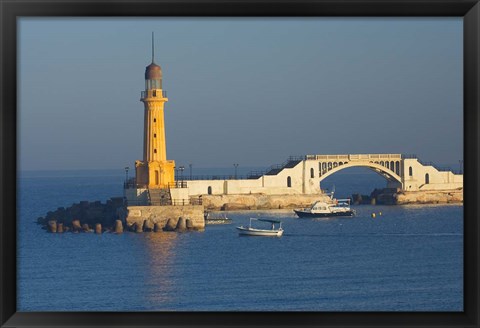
[149,198,202,206]
[246,156,305,178]
[171,198,202,206]
[168,181,188,188]
[178,175,248,181]
[127,198,202,206]
[306,154,402,161]
[403,155,463,174]
[419,162,462,174]
[175,157,304,182]
[124,179,188,189]
[141,90,167,99]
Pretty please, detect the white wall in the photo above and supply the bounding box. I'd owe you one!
[184,160,322,196]
[402,159,463,191]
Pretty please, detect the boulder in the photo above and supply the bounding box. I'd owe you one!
[114,220,123,233]
[47,220,57,233]
[154,222,163,232]
[125,223,136,232]
[143,219,154,232]
[186,219,194,230]
[57,223,64,233]
[164,218,176,231]
[95,223,102,234]
[176,217,187,232]
[82,223,92,232]
[135,222,143,233]
[72,219,82,232]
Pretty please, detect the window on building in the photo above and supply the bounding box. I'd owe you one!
[409,167,413,176]
[154,118,156,123]
[154,149,157,153]
[154,134,157,138]
[425,173,430,184]
[287,176,292,188]
[207,186,212,195]
[310,168,314,178]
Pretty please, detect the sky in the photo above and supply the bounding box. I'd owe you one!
[18,18,463,171]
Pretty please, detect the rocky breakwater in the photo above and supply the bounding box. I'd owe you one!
[395,189,463,205]
[368,188,463,205]
[38,199,205,234]
[37,197,125,233]
[199,193,332,211]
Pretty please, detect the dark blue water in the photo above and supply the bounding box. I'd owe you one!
[17,168,463,311]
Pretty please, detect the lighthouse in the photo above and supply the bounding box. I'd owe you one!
[135,33,175,188]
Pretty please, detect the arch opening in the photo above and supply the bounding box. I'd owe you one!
[320,166,390,199]
[318,161,403,194]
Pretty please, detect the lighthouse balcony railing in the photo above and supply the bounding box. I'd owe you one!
[176,175,247,180]
[141,90,167,99]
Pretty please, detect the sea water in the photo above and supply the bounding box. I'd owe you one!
[17,168,463,311]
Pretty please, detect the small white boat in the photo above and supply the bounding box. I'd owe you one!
[204,212,232,225]
[236,218,284,237]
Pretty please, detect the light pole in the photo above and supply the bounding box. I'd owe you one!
[233,163,239,179]
[124,166,130,185]
[189,163,193,180]
[179,166,185,186]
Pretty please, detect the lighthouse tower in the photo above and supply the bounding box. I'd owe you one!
[135,34,175,188]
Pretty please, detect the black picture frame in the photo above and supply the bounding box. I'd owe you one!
[1,0,478,327]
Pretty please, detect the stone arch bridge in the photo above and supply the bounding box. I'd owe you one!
[304,154,463,192]
[178,153,463,196]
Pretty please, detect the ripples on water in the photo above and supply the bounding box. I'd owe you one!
[17,170,463,311]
